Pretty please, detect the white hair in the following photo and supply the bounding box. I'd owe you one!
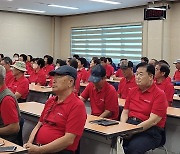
[0,65,6,85]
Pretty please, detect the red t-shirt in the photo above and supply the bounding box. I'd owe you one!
[9,75,29,99]
[29,69,46,86]
[81,82,119,120]
[105,64,114,78]
[118,75,137,99]
[43,64,55,78]
[115,69,124,77]
[155,78,174,104]
[26,62,33,75]
[5,70,14,88]
[124,83,168,128]
[35,93,87,151]
[173,70,180,81]
[77,68,87,81]
[0,85,19,125]
[81,69,91,83]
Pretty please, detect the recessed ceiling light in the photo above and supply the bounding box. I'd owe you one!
[48,4,78,10]
[89,0,121,5]
[17,8,45,13]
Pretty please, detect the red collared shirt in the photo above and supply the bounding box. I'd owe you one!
[173,70,180,81]
[155,78,174,104]
[36,93,87,151]
[43,64,55,77]
[115,69,124,77]
[0,85,19,125]
[105,64,114,78]
[26,62,33,75]
[9,75,29,99]
[81,69,91,83]
[77,68,87,81]
[5,70,14,88]
[124,83,168,128]
[81,82,119,120]
[118,75,137,99]
[29,69,46,86]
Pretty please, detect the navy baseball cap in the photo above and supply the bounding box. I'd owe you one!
[49,65,77,80]
[88,64,106,83]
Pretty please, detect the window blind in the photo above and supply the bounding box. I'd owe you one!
[71,24,143,64]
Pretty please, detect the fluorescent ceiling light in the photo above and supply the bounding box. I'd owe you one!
[17,8,45,13]
[89,0,121,5]
[147,7,166,11]
[7,0,13,1]
[48,4,78,10]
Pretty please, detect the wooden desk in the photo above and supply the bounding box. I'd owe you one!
[0,138,27,153]
[173,94,180,101]
[19,102,142,154]
[174,86,180,90]
[106,79,120,83]
[27,84,53,104]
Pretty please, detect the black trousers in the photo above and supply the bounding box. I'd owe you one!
[123,118,163,154]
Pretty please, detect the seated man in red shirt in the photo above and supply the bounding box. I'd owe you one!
[80,64,119,120]
[0,65,20,143]
[121,62,168,154]
[100,57,114,78]
[43,55,55,78]
[1,57,14,88]
[77,57,87,81]
[24,65,87,154]
[117,60,137,99]
[155,62,174,106]
[9,61,29,103]
[173,59,180,82]
[29,58,46,86]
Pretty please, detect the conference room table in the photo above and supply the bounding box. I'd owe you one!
[0,138,27,153]
[19,102,142,154]
[26,84,53,104]
[118,98,180,154]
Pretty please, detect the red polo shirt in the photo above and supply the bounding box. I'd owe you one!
[115,69,124,77]
[43,64,55,77]
[81,69,91,83]
[26,62,33,75]
[118,75,137,99]
[81,82,119,120]
[105,64,114,78]
[124,83,168,128]
[77,68,87,81]
[9,75,29,99]
[35,93,87,151]
[29,69,46,86]
[173,70,180,81]
[0,85,19,125]
[155,78,174,104]
[5,70,14,88]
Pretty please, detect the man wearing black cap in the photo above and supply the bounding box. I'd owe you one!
[80,64,119,120]
[117,60,137,99]
[24,65,87,154]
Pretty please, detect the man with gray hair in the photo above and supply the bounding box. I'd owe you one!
[0,65,20,142]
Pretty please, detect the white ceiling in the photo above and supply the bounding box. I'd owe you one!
[0,0,168,16]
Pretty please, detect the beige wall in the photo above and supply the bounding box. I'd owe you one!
[0,12,54,58]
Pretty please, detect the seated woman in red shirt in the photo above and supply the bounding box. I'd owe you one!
[29,58,46,86]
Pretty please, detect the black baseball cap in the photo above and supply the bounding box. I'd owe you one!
[88,64,106,83]
[49,65,77,80]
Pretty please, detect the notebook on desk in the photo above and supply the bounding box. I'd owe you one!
[89,119,119,126]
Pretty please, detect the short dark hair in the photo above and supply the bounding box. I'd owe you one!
[69,59,78,69]
[158,63,170,78]
[28,55,33,61]
[73,54,80,59]
[100,57,107,63]
[78,57,87,67]
[13,53,19,57]
[106,57,112,64]
[20,54,27,62]
[136,62,155,76]
[2,57,12,65]
[37,58,45,68]
[0,54,4,59]
[45,55,53,65]
[141,57,149,64]
[158,60,170,68]
[91,57,100,65]
[56,59,66,66]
